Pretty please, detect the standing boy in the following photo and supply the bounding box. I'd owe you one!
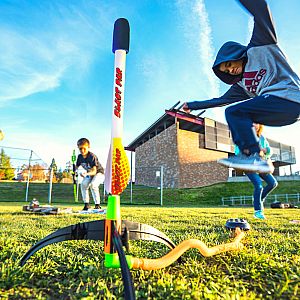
[183,0,300,173]
[76,138,104,210]
[235,124,278,220]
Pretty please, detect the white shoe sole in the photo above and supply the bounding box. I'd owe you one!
[254,215,266,220]
[218,159,274,173]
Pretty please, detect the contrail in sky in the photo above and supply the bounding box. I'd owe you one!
[193,0,219,98]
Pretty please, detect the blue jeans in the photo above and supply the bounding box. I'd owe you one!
[225,95,300,154]
[246,172,278,211]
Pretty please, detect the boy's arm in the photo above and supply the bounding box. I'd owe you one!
[238,0,277,46]
[261,136,272,158]
[92,154,105,174]
[234,145,241,156]
[186,83,250,110]
[86,166,97,176]
[98,163,105,174]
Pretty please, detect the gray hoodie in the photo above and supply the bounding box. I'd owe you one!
[188,0,300,110]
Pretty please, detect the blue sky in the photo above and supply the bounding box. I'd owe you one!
[1,0,300,174]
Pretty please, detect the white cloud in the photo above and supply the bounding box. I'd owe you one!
[193,0,219,98]
[176,0,219,97]
[0,3,107,104]
[0,30,60,102]
[175,0,223,120]
[246,17,254,44]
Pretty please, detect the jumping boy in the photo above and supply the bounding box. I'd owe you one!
[183,0,300,173]
[76,138,104,210]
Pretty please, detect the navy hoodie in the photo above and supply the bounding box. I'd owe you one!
[188,0,300,110]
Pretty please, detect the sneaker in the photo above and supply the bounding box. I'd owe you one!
[83,203,90,211]
[254,210,266,220]
[218,153,274,173]
[94,204,101,210]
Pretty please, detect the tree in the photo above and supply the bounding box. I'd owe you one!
[31,164,47,181]
[0,149,15,180]
[54,166,72,183]
[44,160,74,183]
[19,163,47,182]
[46,159,58,183]
[55,168,63,183]
[63,161,73,181]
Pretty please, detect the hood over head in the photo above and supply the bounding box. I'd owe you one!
[212,41,247,85]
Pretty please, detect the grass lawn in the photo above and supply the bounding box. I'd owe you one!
[0,203,299,299]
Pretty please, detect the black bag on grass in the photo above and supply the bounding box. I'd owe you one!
[271,202,290,209]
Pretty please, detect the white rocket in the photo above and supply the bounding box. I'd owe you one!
[104,18,130,195]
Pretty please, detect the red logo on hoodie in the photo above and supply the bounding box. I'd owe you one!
[243,69,266,93]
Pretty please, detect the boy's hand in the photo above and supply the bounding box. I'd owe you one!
[80,170,87,177]
[261,148,267,154]
[182,102,191,113]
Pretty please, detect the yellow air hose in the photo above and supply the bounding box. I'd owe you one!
[131,227,245,270]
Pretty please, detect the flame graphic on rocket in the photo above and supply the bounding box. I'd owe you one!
[104,18,130,195]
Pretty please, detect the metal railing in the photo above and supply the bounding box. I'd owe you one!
[221,193,300,206]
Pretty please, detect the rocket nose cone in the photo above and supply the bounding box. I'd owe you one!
[112,18,130,54]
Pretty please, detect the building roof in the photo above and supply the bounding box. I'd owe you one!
[125,102,205,151]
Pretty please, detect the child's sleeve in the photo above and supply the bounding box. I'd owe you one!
[76,156,81,168]
[98,163,104,174]
[259,135,272,158]
[234,145,241,156]
[93,155,105,174]
[238,0,277,47]
[187,83,250,110]
[263,137,272,158]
